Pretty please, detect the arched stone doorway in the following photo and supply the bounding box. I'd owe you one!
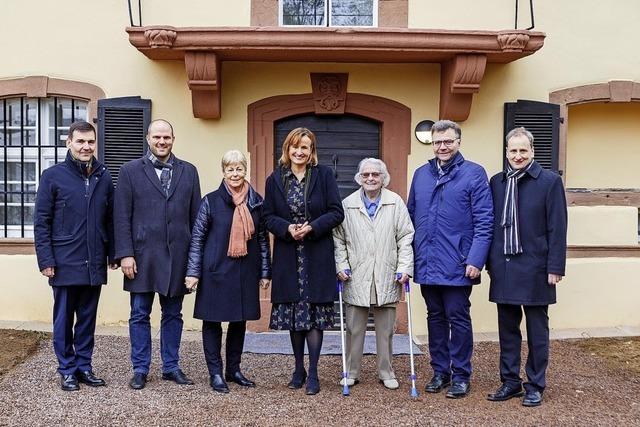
[247,92,412,333]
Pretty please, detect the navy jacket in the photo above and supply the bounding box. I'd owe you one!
[263,165,345,304]
[186,181,271,322]
[487,161,567,305]
[34,152,114,286]
[408,153,493,286]
[114,156,201,297]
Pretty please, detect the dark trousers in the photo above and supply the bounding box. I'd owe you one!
[202,321,246,377]
[52,285,102,375]
[129,292,184,374]
[421,285,473,382]
[497,304,549,393]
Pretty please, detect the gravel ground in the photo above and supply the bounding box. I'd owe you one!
[0,336,638,426]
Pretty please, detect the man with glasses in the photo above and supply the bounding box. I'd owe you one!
[408,120,493,398]
[114,119,201,390]
[486,127,567,407]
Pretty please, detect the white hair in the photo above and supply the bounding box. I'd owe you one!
[221,149,248,171]
[354,158,390,187]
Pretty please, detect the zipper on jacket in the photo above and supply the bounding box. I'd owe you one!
[85,177,91,276]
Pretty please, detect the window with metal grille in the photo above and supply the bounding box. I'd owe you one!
[97,97,151,187]
[279,0,378,27]
[0,97,88,238]
[504,99,561,173]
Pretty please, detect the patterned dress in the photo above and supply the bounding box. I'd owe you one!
[269,168,335,331]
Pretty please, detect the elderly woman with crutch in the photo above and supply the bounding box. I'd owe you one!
[333,158,414,390]
[185,150,271,393]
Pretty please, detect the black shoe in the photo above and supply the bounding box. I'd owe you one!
[60,374,79,391]
[225,371,256,388]
[210,374,230,393]
[287,370,307,389]
[446,381,471,399]
[424,373,451,393]
[487,383,524,402]
[129,373,147,390]
[76,370,106,387]
[522,390,543,407]
[305,376,320,395]
[162,369,194,385]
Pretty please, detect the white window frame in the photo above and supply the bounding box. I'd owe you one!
[278,0,378,28]
[1,96,87,238]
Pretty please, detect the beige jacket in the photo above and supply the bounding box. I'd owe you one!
[333,188,414,307]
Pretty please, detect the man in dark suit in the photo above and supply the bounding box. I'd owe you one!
[486,127,567,407]
[34,120,114,391]
[114,119,201,390]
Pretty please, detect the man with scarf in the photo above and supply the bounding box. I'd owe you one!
[114,119,201,390]
[34,120,115,391]
[486,127,567,407]
[408,120,493,399]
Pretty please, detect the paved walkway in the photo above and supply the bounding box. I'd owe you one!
[0,330,639,425]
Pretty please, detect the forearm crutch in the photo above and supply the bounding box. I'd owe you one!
[399,274,419,399]
[337,279,350,396]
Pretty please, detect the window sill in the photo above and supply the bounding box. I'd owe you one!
[0,239,35,255]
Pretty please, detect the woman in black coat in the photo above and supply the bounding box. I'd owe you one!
[263,127,345,395]
[185,150,271,393]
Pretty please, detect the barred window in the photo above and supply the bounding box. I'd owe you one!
[0,97,88,238]
[279,0,377,27]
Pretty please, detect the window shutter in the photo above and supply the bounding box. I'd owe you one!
[97,97,151,186]
[504,100,561,173]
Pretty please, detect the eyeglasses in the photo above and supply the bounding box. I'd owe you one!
[360,172,381,178]
[432,138,459,147]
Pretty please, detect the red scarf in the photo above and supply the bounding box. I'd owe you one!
[227,181,255,257]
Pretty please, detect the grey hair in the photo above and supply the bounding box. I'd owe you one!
[431,119,461,140]
[505,127,534,148]
[354,158,391,187]
[221,149,248,171]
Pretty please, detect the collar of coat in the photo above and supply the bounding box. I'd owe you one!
[64,151,105,178]
[141,154,185,198]
[428,151,465,177]
[343,187,396,209]
[217,179,263,210]
[500,160,542,182]
[271,165,320,198]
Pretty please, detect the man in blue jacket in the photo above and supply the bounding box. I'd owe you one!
[486,127,567,407]
[34,121,114,391]
[408,120,493,398]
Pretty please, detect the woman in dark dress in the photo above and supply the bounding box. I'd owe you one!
[263,127,345,395]
[185,150,271,393]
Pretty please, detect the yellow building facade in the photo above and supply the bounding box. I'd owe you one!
[1,0,638,335]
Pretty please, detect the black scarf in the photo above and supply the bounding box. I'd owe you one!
[501,160,534,255]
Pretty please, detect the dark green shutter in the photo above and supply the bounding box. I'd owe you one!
[504,100,561,173]
[97,97,151,186]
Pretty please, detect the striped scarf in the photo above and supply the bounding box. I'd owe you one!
[148,152,174,196]
[501,161,534,255]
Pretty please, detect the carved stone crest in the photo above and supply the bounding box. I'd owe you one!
[310,73,348,114]
[497,31,530,52]
[144,28,177,48]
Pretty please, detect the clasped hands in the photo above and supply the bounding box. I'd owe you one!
[288,221,312,241]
